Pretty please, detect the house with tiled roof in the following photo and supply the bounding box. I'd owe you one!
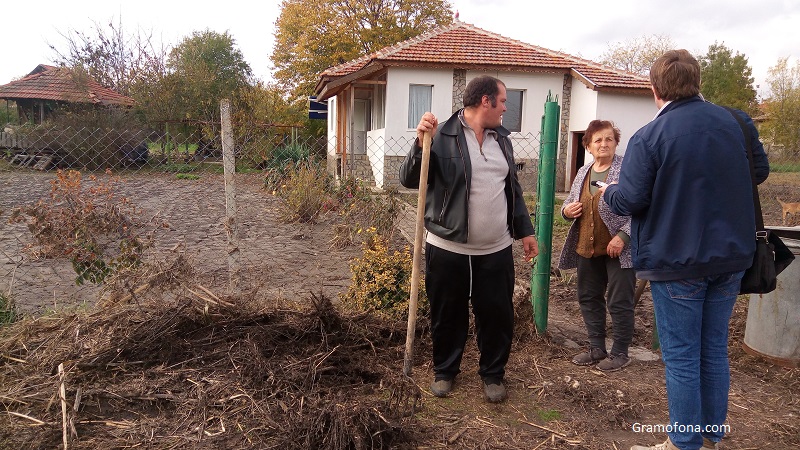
[314,20,656,191]
[0,64,135,125]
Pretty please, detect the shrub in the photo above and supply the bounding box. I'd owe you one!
[340,230,427,321]
[270,142,312,167]
[331,184,401,249]
[161,162,200,174]
[262,142,318,193]
[333,176,373,205]
[275,162,334,223]
[9,169,158,285]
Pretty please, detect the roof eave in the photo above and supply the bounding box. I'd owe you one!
[571,68,597,90]
[571,68,651,94]
[380,60,572,75]
[316,62,385,101]
[593,86,653,95]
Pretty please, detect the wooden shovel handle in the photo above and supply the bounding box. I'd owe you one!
[403,131,432,377]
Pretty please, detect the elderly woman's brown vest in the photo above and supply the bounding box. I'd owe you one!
[575,174,613,258]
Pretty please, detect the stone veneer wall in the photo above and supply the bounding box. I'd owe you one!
[337,154,376,186]
[383,155,406,187]
[514,158,539,193]
[556,74,572,192]
[452,69,466,113]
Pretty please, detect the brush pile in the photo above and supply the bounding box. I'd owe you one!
[0,271,422,449]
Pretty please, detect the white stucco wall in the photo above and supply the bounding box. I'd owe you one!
[596,92,657,153]
[569,82,599,140]
[568,82,655,162]
[326,67,654,189]
[384,67,453,156]
[383,67,566,158]
[475,71,565,161]
[367,129,386,187]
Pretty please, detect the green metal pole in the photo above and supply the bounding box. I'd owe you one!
[531,92,560,334]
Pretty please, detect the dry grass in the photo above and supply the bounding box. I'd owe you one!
[0,264,422,449]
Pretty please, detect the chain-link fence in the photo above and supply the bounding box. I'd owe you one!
[0,122,367,313]
[1,117,798,315]
[759,144,800,226]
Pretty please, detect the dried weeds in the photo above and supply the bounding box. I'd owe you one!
[0,279,422,449]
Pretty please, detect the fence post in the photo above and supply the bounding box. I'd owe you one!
[220,99,240,294]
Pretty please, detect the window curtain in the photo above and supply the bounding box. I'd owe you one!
[408,85,432,128]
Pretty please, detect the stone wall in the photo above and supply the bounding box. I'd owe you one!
[336,154,375,186]
[383,155,406,187]
[452,69,466,113]
[556,74,572,192]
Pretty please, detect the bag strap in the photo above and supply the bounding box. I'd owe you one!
[723,106,765,233]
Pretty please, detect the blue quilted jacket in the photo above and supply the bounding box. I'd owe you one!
[603,96,769,281]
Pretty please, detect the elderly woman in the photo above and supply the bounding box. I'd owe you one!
[558,120,636,372]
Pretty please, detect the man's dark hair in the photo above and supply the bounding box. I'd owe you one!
[582,120,621,148]
[649,49,701,101]
[463,75,505,108]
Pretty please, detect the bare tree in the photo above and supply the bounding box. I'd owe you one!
[599,34,675,75]
[49,16,168,98]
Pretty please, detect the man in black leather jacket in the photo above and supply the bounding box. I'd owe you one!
[399,75,537,403]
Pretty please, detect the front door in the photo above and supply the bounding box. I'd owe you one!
[352,99,369,155]
[569,131,586,188]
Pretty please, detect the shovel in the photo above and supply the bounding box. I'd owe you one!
[403,130,432,377]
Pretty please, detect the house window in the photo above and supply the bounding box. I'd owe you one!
[504,89,524,132]
[374,85,386,129]
[408,84,432,128]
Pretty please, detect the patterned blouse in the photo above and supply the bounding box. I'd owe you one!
[557,154,632,269]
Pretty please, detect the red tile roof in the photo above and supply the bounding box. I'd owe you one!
[316,21,650,99]
[0,64,135,106]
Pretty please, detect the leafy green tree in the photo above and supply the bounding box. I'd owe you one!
[698,43,757,113]
[599,34,675,75]
[167,30,252,125]
[272,0,453,97]
[128,63,180,127]
[761,58,800,155]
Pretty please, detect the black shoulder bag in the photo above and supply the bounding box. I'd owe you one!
[724,107,794,294]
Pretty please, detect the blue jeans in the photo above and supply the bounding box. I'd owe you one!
[650,271,744,450]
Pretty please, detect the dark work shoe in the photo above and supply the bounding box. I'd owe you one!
[597,352,631,372]
[430,378,453,397]
[483,381,507,403]
[571,347,607,366]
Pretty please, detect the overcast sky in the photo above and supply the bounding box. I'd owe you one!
[4,0,799,99]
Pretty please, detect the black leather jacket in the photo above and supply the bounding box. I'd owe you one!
[399,110,535,243]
